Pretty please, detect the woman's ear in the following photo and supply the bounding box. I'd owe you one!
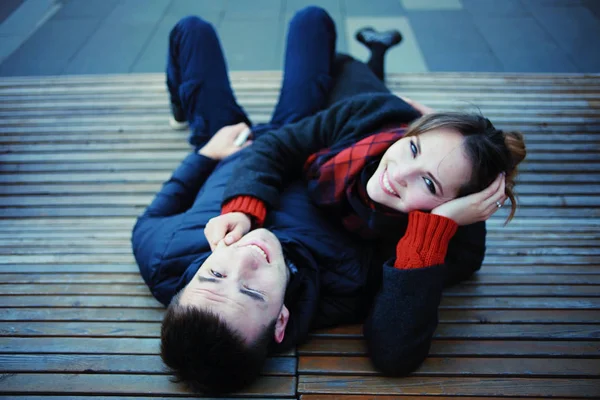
[273,305,290,343]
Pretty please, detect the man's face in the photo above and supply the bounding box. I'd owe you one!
[180,228,290,344]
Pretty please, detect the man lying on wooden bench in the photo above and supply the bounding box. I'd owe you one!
[132,6,526,395]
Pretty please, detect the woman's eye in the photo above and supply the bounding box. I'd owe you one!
[423,177,436,195]
[410,141,418,158]
[210,270,224,278]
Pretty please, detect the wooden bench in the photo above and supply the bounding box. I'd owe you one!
[1,72,599,399]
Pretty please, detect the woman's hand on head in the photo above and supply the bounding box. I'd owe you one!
[204,212,252,251]
[198,122,252,160]
[431,174,507,226]
[399,96,435,115]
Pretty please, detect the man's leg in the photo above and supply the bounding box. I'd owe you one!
[269,7,336,127]
[325,54,391,108]
[167,16,251,147]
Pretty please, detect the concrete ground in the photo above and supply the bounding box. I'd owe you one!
[1,0,599,76]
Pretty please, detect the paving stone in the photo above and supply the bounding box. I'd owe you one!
[0,18,102,76]
[53,0,119,19]
[166,0,227,16]
[285,0,343,14]
[462,0,529,16]
[346,16,428,73]
[0,0,55,36]
[527,5,600,72]
[225,0,283,19]
[0,0,25,24]
[344,0,405,16]
[219,19,281,70]
[401,0,463,11]
[0,36,23,64]
[131,13,221,73]
[473,16,579,72]
[103,0,170,24]
[408,10,502,72]
[64,21,157,74]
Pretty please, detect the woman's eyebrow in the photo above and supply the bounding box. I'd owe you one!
[416,136,445,196]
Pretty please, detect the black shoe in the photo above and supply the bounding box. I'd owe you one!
[169,101,188,130]
[356,27,402,50]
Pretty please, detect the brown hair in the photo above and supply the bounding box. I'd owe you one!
[160,292,276,393]
[404,112,527,223]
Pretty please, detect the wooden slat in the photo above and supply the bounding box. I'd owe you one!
[297,376,600,397]
[299,338,600,357]
[0,374,296,397]
[0,354,296,375]
[298,356,600,376]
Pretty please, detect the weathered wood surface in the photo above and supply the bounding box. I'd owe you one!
[1,72,599,399]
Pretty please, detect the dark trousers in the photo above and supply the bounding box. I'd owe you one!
[167,6,338,147]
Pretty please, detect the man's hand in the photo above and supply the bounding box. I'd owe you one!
[198,122,252,160]
[204,212,252,251]
[399,96,435,115]
[431,174,507,226]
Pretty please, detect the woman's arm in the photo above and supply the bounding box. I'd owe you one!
[364,211,486,376]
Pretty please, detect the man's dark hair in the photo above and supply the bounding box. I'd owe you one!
[160,292,277,393]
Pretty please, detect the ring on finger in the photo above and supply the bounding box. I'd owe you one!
[496,201,502,208]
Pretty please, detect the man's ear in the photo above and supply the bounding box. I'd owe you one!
[273,305,290,343]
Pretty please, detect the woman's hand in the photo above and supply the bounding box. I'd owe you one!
[204,212,252,251]
[431,174,507,226]
[198,122,252,160]
[400,96,435,115]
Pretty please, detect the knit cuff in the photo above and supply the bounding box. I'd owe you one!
[394,211,458,270]
[222,196,267,228]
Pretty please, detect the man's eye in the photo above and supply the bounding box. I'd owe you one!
[410,141,418,158]
[423,178,436,195]
[210,270,224,278]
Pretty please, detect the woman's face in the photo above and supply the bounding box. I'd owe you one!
[366,127,472,213]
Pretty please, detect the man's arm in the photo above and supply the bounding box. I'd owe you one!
[363,212,486,376]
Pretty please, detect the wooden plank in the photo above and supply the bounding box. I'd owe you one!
[5,308,598,324]
[3,321,598,340]
[298,338,600,357]
[0,354,296,376]
[0,337,295,357]
[297,376,600,397]
[0,374,296,397]
[311,322,600,338]
[298,356,600,376]
[0,284,150,295]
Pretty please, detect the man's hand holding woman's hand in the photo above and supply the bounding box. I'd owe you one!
[198,122,252,160]
[431,173,507,226]
[204,212,252,251]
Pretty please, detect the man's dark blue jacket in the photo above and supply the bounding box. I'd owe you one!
[132,93,486,376]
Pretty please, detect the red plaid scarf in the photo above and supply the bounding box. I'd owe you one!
[303,129,407,238]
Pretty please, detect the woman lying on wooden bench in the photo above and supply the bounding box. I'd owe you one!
[132,5,526,396]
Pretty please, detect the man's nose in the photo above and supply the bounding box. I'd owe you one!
[233,247,260,273]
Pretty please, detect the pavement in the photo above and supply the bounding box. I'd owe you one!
[0,0,599,76]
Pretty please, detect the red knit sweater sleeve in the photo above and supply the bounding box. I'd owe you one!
[221,196,267,228]
[394,211,458,269]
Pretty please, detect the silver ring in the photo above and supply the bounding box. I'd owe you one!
[496,201,502,208]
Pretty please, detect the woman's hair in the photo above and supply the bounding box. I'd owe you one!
[404,112,527,223]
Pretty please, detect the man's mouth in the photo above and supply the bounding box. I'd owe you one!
[381,168,398,197]
[246,242,270,262]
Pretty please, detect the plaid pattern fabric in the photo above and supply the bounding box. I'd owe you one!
[304,128,406,237]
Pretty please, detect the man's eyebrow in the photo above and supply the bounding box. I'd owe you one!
[198,276,218,283]
[240,287,265,302]
[416,136,445,197]
[197,275,265,303]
